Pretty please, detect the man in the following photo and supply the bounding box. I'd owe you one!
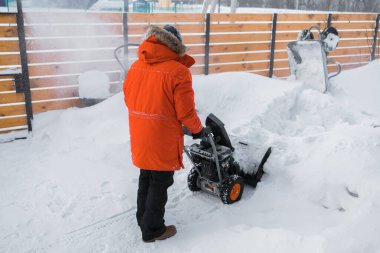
[123,25,206,243]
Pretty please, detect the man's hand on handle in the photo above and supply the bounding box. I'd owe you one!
[191,127,211,140]
[183,126,211,139]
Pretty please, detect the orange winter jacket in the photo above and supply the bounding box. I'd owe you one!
[123,26,203,171]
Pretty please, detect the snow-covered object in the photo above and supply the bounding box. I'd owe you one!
[297,28,314,41]
[78,70,111,99]
[288,41,327,93]
[1,61,380,252]
[322,33,340,53]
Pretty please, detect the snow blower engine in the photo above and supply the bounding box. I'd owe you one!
[184,114,272,204]
[287,26,342,93]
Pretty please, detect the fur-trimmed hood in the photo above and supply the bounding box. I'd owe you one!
[143,25,187,56]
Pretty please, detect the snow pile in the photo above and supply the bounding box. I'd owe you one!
[1,60,380,253]
[331,61,380,118]
[78,70,111,99]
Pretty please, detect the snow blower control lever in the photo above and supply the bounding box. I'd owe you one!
[183,114,272,204]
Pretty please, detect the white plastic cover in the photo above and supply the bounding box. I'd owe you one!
[322,33,340,53]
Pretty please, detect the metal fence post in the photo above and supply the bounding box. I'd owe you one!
[123,0,129,49]
[327,13,332,27]
[121,0,129,83]
[204,13,211,75]
[124,0,129,12]
[268,13,277,78]
[16,0,33,132]
[371,14,380,61]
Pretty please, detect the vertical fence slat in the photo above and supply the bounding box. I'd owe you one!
[204,13,210,75]
[16,0,33,132]
[371,14,380,61]
[269,13,277,78]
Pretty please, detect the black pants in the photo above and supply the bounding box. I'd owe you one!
[136,169,174,241]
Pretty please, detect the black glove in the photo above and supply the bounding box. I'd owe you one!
[192,127,209,139]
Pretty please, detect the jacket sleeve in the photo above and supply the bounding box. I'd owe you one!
[173,66,203,134]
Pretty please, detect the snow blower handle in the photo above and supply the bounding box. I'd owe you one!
[204,126,212,136]
[182,126,212,140]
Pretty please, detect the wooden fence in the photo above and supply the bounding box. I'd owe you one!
[0,12,29,133]
[0,12,379,134]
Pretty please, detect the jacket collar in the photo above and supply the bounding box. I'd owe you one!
[138,35,195,68]
[142,25,187,56]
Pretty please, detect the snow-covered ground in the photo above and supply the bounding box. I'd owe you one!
[1,60,380,253]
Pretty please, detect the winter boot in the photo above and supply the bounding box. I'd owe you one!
[143,225,177,243]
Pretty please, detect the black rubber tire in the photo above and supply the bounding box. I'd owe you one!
[220,175,244,204]
[230,160,241,175]
[187,167,201,192]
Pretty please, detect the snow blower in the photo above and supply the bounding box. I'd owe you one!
[287,26,342,93]
[184,114,272,204]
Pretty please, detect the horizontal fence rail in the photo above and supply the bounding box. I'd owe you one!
[0,11,379,134]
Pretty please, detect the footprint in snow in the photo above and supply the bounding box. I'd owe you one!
[90,195,101,201]
[62,201,77,219]
[46,184,67,213]
[101,181,112,194]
